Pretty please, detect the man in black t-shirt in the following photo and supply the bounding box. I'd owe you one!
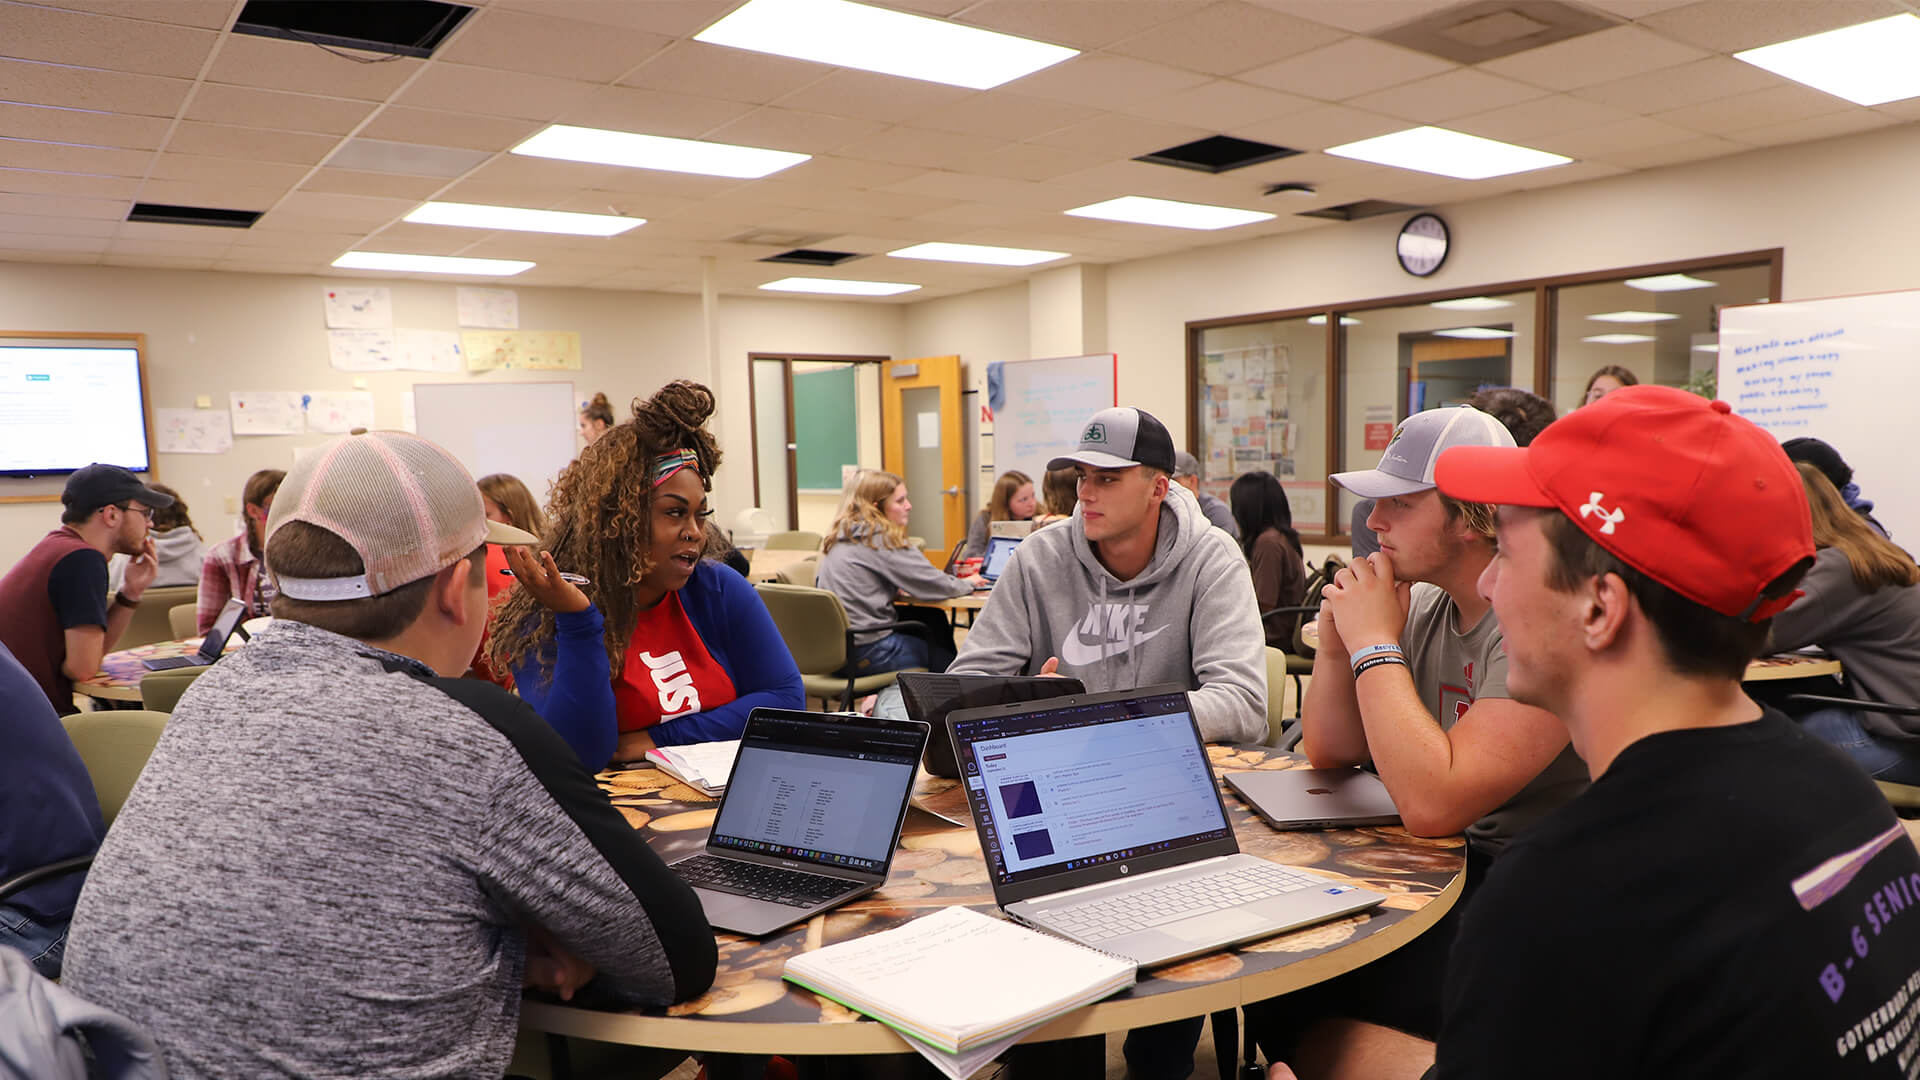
[1270,386,1920,1079]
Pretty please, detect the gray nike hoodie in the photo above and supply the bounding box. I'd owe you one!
[951,484,1268,743]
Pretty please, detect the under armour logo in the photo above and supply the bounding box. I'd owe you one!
[1580,491,1625,534]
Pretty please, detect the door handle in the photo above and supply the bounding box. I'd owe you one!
[942,486,960,496]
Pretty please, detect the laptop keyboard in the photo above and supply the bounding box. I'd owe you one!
[142,654,209,671]
[675,854,857,908]
[1045,861,1325,942]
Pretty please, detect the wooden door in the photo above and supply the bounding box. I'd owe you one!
[881,355,965,568]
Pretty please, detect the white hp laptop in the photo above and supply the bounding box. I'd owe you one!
[947,687,1384,967]
[670,709,929,937]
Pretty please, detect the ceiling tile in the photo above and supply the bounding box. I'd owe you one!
[1530,115,1701,158]
[835,127,1012,171]
[299,169,445,201]
[619,41,829,105]
[226,230,366,254]
[184,85,376,135]
[1479,25,1708,92]
[1026,112,1215,157]
[0,3,218,78]
[490,0,735,37]
[1107,1,1347,76]
[752,155,927,192]
[1636,0,1903,53]
[0,211,118,236]
[346,223,483,256]
[1725,109,1896,149]
[107,236,238,258]
[953,1,1211,50]
[543,190,698,218]
[1228,103,1409,151]
[0,191,127,219]
[396,64,601,123]
[434,8,671,82]
[1013,53,1213,109]
[959,142,1111,182]
[24,0,234,29]
[134,179,290,210]
[0,232,111,253]
[1236,37,1454,101]
[1593,134,1745,169]
[1570,56,1787,114]
[251,211,384,235]
[771,70,975,124]
[1576,0,1696,17]
[203,34,423,100]
[146,153,307,187]
[0,58,192,116]
[271,190,417,226]
[1450,94,1634,143]
[879,170,1054,207]
[0,101,170,150]
[699,108,887,155]
[102,254,219,270]
[165,121,342,165]
[1115,79,1317,129]
[1237,0,1457,35]
[556,86,758,139]
[215,258,323,274]
[0,139,152,177]
[913,93,1100,141]
[1347,68,1551,123]
[0,168,139,199]
[1653,85,1857,135]
[356,107,541,153]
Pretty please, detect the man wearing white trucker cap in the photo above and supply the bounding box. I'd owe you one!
[64,432,716,1079]
[950,405,1266,745]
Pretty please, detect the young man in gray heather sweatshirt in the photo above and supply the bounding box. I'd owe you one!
[63,432,715,1079]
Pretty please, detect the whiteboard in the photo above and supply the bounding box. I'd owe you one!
[1718,291,1916,544]
[986,354,1117,482]
[412,380,576,505]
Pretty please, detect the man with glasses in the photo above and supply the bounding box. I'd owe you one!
[0,463,172,714]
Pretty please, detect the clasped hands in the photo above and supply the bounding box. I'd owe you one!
[1317,551,1413,658]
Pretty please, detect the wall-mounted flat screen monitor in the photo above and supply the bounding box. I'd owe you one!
[0,344,150,477]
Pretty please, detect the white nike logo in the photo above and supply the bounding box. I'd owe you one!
[1057,602,1170,666]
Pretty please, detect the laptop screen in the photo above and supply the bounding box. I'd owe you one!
[952,692,1231,888]
[981,534,1022,581]
[708,712,924,875]
[199,598,247,661]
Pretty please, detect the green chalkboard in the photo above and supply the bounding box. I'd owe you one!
[792,365,858,492]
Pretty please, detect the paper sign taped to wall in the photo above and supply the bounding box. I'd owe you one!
[394,328,463,373]
[328,328,399,372]
[457,287,518,329]
[230,392,305,436]
[324,286,392,329]
[155,408,232,454]
[461,330,581,371]
[917,411,940,449]
[303,391,376,434]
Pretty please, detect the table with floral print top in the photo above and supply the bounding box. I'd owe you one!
[521,745,1464,1057]
[76,634,245,704]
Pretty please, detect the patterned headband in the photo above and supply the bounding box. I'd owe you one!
[653,448,703,487]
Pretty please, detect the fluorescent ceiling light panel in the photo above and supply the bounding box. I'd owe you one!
[1430,296,1513,311]
[888,242,1068,266]
[1064,196,1274,231]
[512,125,809,179]
[1734,14,1920,106]
[1325,125,1571,180]
[1431,327,1514,339]
[1625,273,1716,292]
[1586,310,1679,323]
[1307,315,1361,325]
[332,251,533,276]
[695,0,1078,90]
[404,201,643,237]
[1583,333,1657,345]
[760,276,920,296]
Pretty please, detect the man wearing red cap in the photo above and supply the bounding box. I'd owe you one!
[1275,386,1920,1077]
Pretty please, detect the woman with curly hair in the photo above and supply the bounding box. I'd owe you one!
[488,381,802,769]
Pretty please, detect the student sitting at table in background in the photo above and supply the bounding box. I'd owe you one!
[1033,464,1078,529]
[62,430,714,1079]
[1230,471,1306,650]
[1173,451,1238,538]
[961,469,1035,560]
[1783,436,1891,538]
[817,469,986,677]
[578,390,615,447]
[1767,462,1920,784]
[196,467,284,632]
[106,482,201,595]
[0,464,169,715]
[1580,362,1637,406]
[489,381,802,770]
[1248,405,1587,1074]
[469,472,547,687]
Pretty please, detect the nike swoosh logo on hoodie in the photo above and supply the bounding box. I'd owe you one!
[1058,602,1169,666]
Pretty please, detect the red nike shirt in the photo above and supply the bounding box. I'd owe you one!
[611,590,737,733]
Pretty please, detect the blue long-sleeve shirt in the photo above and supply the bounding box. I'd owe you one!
[511,560,804,769]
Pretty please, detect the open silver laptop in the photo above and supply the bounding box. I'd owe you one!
[671,709,929,937]
[1225,768,1401,830]
[947,687,1383,967]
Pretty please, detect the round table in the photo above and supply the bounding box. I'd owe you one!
[76,635,242,704]
[522,746,1466,1057]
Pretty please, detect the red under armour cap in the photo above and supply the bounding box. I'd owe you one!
[1434,385,1813,622]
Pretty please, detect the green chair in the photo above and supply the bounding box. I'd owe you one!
[774,556,819,589]
[116,584,197,649]
[139,667,210,713]
[753,582,924,711]
[763,531,822,552]
[167,602,198,639]
[60,710,169,827]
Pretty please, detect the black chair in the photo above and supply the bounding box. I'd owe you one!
[1786,694,1920,818]
[1260,555,1346,746]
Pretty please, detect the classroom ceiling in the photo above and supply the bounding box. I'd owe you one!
[0,0,1914,301]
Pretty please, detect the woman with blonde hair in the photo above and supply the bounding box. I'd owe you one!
[489,381,802,768]
[1770,462,1920,782]
[817,469,984,676]
[960,470,1035,560]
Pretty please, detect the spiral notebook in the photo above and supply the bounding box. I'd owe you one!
[782,906,1134,1063]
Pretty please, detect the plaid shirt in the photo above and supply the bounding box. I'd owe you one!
[196,532,273,633]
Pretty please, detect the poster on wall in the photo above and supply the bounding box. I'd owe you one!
[327,328,400,372]
[304,391,376,434]
[154,409,232,454]
[461,330,581,371]
[323,286,392,329]
[229,391,305,435]
[457,287,518,329]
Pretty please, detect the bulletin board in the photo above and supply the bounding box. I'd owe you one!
[1196,345,1300,494]
[793,365,858,493]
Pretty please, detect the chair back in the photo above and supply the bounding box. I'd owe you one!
[1263,647,1289,745]
[166,603,197,639]
[1291,555,1345,657]
[753,583,850,675]
[115,585,197,650]
[139,667,209,713]
[764,531,823,552]
[59,711,168,828]
[774,556,818,588]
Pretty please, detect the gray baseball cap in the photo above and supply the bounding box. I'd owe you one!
[1171,451,1203,479]
[1331,405,1515,499]
[1048,406,1177,473]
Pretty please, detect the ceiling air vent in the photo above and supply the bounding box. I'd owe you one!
[1296,199,1423,222]
[760,249,866,267]
[233,0,474,59]
[1376,1,1618,65]
[126,203,263,229]
[1136,135,1300,174]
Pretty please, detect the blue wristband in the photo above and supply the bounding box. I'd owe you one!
[1349,643,1405,670]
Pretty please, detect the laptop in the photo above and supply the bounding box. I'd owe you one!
[1225,768,1401,830]
[142,598,248,671]
[947,687,1384,967]
[977,534,1023,587]
[896,671,1087,779]
[670,709,930,937]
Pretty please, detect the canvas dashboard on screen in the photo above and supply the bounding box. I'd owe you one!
[0,344,150,476]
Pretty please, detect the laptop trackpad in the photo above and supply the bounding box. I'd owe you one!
[1163,908,1271,942]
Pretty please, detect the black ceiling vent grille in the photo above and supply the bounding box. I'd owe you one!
[1135,135,1300,174]
[233,1,474,59]
[760,249,866,267]
[1297,199,1423,222]
[126,203,263,229]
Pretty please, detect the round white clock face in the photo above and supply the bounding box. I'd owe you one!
[1397,213,1449,277]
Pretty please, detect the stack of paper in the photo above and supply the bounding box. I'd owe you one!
[783,907,1136,1079]
[643,740,739,796]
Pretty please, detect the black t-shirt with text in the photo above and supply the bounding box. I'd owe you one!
[1437,709,1920,1079]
